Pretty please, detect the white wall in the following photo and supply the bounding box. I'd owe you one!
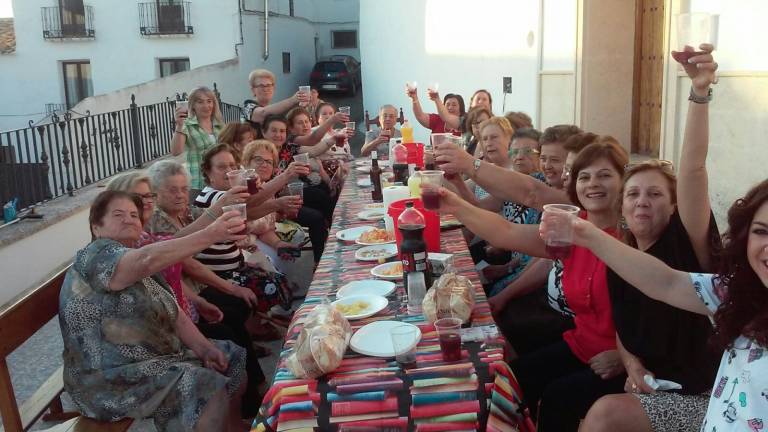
[359,0,540,145]
[0,207,90,307]
[662,0,768,226]
[0,0,240,132]
[538,0,578,128]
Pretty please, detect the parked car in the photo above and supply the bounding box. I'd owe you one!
[309,55,361,96]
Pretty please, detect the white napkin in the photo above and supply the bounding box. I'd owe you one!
[644,374,683,391]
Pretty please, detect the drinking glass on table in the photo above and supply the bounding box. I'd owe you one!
[419,170,444,211]
[221,203,247,235]
[541,204,580,260]
[390,325,419,369]
[435,317,462,362]
[675,12,719,61]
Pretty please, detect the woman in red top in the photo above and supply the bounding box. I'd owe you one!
[406,85,465,136]
[436,138,628,431]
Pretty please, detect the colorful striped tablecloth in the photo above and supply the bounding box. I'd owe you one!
[251,167,519,432]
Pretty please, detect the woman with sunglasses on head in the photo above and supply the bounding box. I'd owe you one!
[570,45,722,432]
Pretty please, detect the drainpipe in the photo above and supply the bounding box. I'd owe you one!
[262,0,269,60]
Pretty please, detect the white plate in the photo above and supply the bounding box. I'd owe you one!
[364,202,386,210]
[357,208,385,221]
[354,243,398,261]
[355,229,396,246]
[350,321,421,357]
[371,261,403,280]
[357,178,372,188]
[335,225,376,242]
[337,279,397,298]
[355,166,371,173]
[332,295,389,320]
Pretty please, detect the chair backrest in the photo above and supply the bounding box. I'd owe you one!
[364,107,405,132]
[0,265,70,432]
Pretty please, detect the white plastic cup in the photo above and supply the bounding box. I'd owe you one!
[676,13,719,52]
[541,204,580,260]
[390,325,419,367]
[339,106,351,116]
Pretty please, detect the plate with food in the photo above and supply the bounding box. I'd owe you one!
[350,321,421,357]
[355,228,396,245]
[356,208,386,221]
[336,279,397,298]
[355,166,371,173]
[332,295,389,320]
[355,243,398,261]
[335,225,377,242]
[371,261,404,280]
[357,178,372,188]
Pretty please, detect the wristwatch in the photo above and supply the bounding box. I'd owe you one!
[688,86,712,104]
[472,158,482,173]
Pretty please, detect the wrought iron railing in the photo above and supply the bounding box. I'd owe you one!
[0,83,240,211]
[41,5,95,39]
[138,1,193,36]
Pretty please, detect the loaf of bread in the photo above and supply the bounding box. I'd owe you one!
[286,302,352,379]
[422,272,475,324]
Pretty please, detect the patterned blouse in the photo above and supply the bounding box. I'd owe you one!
[181,116,223,190]
[59,239,245,430]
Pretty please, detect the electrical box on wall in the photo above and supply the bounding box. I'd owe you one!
[503,77,512,94]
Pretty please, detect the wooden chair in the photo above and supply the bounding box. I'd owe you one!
[364,107,405,131]
[0,265,132,432]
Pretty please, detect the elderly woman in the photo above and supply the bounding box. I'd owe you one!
[107,172,269,417]
[60,190,248,431]
[242,68,308,134]
[195,144,295,315]
[361,104,403,156]
[171,87,225,192]
[218,122,257,162]
[407,86,465,135]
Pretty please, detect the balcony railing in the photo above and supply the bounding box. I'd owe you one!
[138,2,193,36]
[41,5,95,39]
[0,83,238,212]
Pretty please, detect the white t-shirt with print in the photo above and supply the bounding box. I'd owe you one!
[691,273,768,432]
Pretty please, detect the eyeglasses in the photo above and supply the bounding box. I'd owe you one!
[509,147,540,157]
[250,156,274,167]
[136,192,157,201]
[624,159,674,172]
[253,83,274,89]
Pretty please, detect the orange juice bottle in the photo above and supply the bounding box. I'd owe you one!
[401,120,414,143]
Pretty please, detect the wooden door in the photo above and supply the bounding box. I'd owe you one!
[632,0,665,156]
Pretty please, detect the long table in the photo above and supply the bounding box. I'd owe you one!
[251,167,522,432]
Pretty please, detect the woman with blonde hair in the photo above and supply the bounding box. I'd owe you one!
[218,122,257,162]
[171,86,225,192]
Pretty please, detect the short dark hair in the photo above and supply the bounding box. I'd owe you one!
[541,124,583,147]
[443,93,466,117]
[314,102,337,123]
[201,143,238,185]
[261,114,288,133]
[286,107,311,128]
[563,132,599,153]
[512,127,542,148]
[89,190,144,240]
[565,137,628,208]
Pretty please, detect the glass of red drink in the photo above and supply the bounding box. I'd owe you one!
[221,203,248,235]
[435,317,462,362]
[243,169,259,194]
[419,170,444,211]
[542,204,581,260]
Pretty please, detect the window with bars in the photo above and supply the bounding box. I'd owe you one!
[159,58,190,77]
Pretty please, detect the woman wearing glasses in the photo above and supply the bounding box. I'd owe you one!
[242,69,309,135]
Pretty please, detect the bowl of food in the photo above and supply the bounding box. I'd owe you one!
[355,244,398,261]
[331,295,389,320]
